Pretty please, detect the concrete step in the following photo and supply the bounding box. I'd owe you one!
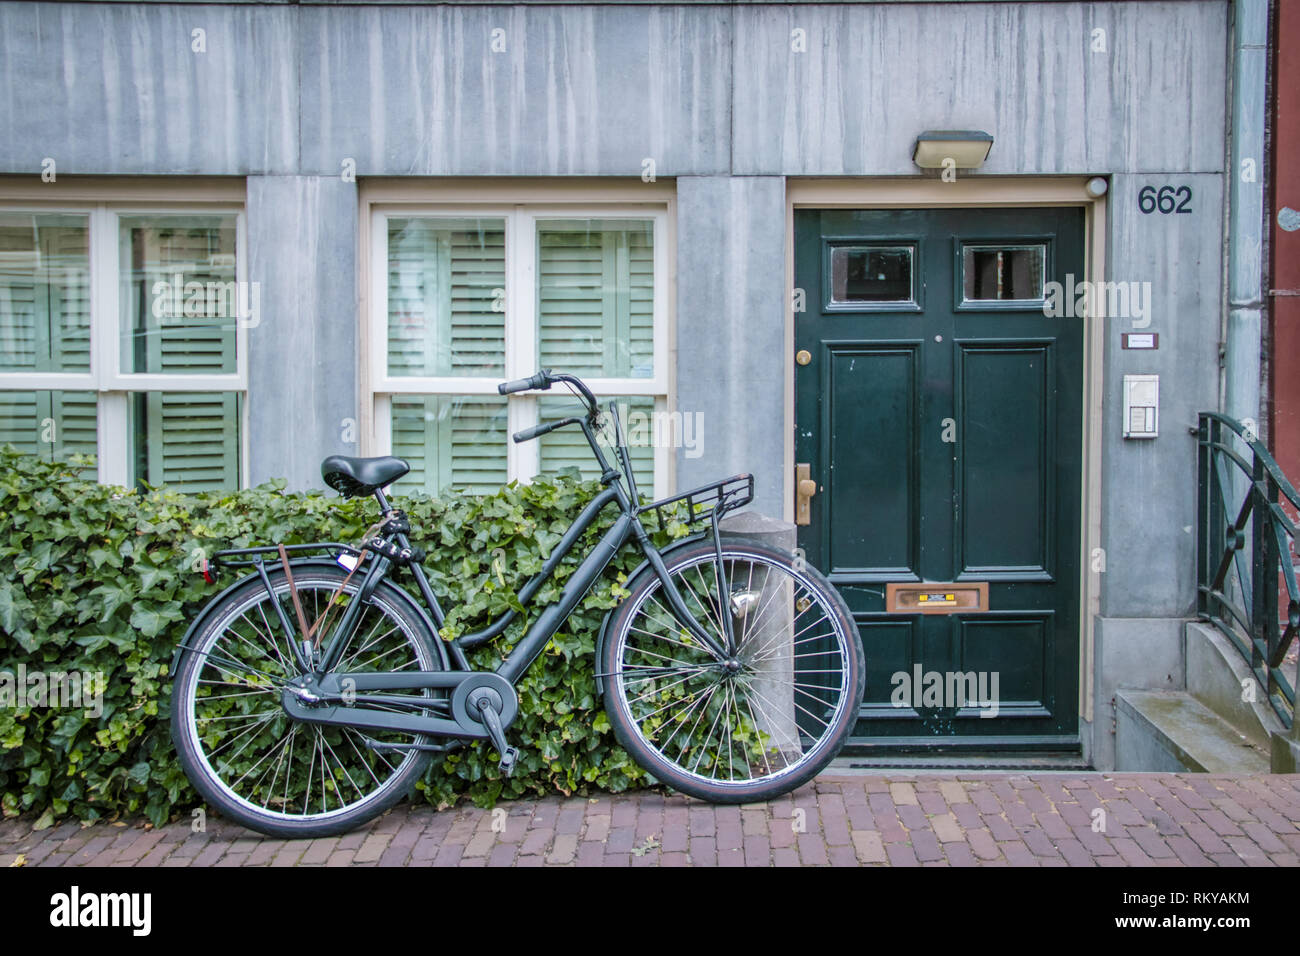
[1185,621,1287,751]
[1115,689,1270,773]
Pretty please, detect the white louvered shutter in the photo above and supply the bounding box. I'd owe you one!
[124,219,239,491]
[537,222,654,379]
[391,395,507,496]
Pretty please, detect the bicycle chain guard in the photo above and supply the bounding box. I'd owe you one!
[451,673,521,775]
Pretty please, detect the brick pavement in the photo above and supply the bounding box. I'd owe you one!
[3,773,1299,867]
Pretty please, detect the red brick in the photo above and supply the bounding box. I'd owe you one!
[885,843,920,866]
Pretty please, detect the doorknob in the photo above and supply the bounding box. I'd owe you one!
[796,463,817,525]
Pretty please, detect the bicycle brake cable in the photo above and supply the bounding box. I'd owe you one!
[300,516,388,650]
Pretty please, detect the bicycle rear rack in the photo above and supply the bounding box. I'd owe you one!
[210,542,363,571]
[636,473,754,534]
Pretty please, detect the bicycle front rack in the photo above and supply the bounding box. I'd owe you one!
[636,473,754,534]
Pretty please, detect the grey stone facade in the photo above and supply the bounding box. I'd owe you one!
[0,0,1238,767]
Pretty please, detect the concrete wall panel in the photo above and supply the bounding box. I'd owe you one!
[675,175,787,519]
[0,3,298,174]
[731,2,1228,176]
[246,175,358,488]
[1100,172,1225,618]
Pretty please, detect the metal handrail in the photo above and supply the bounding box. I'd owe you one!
[1196,412,1299,727]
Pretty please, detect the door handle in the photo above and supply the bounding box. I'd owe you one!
[796,463,817,525]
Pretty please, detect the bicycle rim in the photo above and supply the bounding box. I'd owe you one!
[609,547,857,791]
[178,572,439,826]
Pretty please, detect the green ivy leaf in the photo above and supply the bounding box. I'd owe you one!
[0,444,689,827]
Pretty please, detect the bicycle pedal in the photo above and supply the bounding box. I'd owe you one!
[472,693,522,777]
[497,745,520,777]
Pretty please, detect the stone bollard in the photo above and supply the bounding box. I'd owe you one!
[719,510,802,760]
[718,509,797,554]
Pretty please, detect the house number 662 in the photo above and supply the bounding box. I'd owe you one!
[1138,185,1192,215]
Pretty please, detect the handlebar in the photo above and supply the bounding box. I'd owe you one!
[497,370,600,417]
[497,370,553,395]
[499,370,604,446]
[512,417,582,444]
[496,373,632,491]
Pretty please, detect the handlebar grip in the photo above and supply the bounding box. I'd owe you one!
[497,370,552,395]
[512,421,560,444]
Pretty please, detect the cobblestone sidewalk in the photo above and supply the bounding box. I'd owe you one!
[4,773,1299,867]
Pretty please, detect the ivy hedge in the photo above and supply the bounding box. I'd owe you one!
[0,445,691,828]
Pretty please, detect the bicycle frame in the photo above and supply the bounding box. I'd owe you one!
[202,394,754,745]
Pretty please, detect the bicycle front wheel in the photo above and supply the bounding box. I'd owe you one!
[170,565,444,839]
[601,540,864,803]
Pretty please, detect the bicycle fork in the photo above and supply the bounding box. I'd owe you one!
[629,520,733,662]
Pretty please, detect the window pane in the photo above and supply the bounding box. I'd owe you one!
[537,219,654,378]
[391,394,507,495]
[538,396,655,495]
[119,215,239,375]
[962,245,1046,302]
[0,389,97,466]
[830,245,913,303]
[0,214,90,373]
[128,391,240,492]
[387,218,505,378]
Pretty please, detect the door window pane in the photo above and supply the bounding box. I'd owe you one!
[0,389,97,465]
[391,394,508,495]
[387,218,505,378]
[119,215,240,375]
[962,244,1046,302]
[0,214,90,373]
[830,246,913,304]
[128,391,240,492]
[537,220,654,378]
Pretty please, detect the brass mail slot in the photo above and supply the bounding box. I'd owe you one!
[885,581,989,615]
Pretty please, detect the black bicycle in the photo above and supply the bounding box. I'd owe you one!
[169,370,865,838]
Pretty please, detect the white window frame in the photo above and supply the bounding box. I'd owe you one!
[0,199,250,487]
[368,201,672,495]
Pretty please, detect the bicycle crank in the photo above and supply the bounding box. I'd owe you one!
[451,673,522,776]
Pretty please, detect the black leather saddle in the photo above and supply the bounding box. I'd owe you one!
[321,455,410,497]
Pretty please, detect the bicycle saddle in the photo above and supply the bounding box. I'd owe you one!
[321,455,410,497]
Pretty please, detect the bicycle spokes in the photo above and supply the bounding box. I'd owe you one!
[615,551,853,785]
[184,575,440,822]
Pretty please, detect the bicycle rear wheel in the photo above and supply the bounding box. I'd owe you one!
[170,565,444,838]
[601,540,864,803]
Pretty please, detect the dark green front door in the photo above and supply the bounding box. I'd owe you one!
[794,207,1084,748]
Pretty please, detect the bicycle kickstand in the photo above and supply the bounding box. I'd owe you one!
[476,698,521,777]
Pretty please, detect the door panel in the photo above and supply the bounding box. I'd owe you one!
[795,206,1085,746]
[956,342,1053,576]
[824,344,919,575]
[957,615,1053,717]
[856,618,921,719]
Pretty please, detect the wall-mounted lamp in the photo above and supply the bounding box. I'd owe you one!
[912,130,994,169]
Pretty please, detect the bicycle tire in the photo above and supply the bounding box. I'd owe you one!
[601,540,864,803]
[170,565,443,839]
